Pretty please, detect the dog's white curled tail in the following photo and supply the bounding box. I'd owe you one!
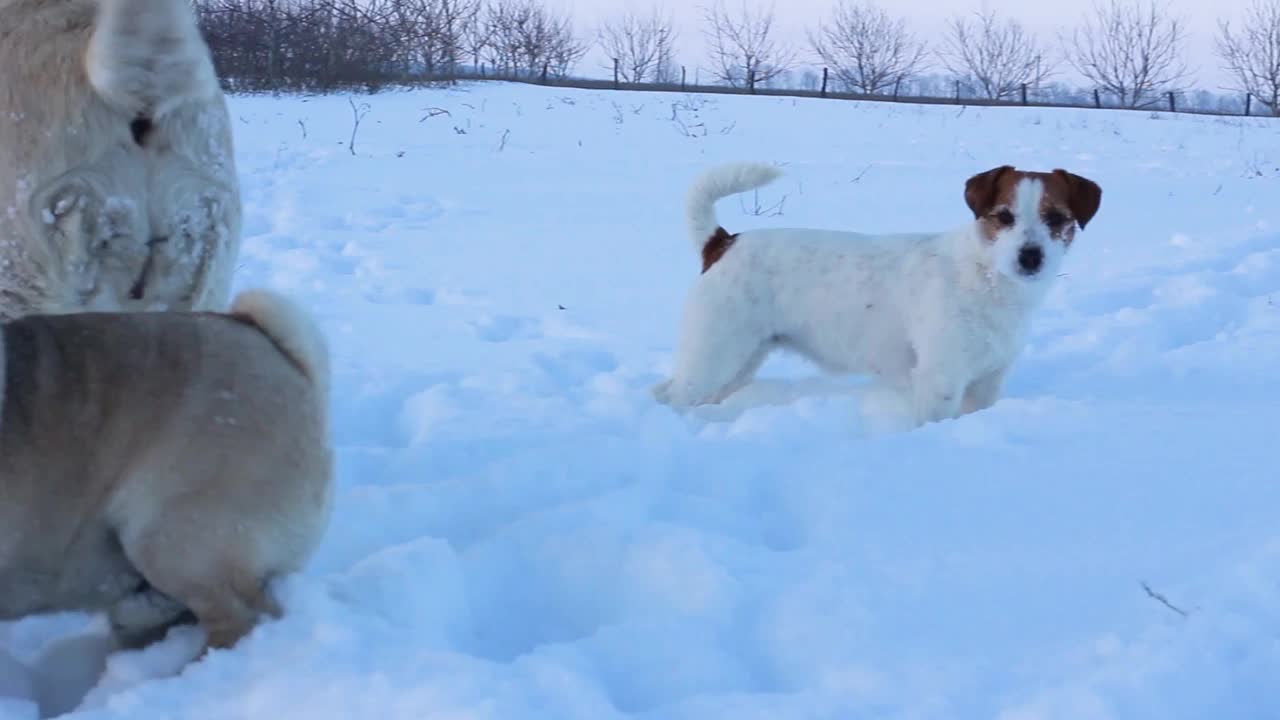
[231,290,330,406]
[85,0,221,118]
[685,162,783,250]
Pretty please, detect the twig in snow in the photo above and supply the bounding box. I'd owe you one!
[348,97,371,156]
[297,119,307,139]
[498,129,510,152]
[740,189,787,217]
[1141,582,1189,617]
[420,108,452,122]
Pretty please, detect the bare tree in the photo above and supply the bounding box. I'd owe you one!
[461,2,496,70]
[484,0,588,79]
[938,8,1053,100]
[1216,0,1280,115]
[703,0,795,90]
[395,0,482,79]
[598,6,679,83]
[809,0,928,95]
[1063,0,1191,108]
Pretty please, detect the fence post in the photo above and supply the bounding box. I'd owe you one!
[748,68,757,94]
[613,58,619,89]
[821,67,828,97]
[954,80,960,102]
[681,66,687,92]
[1093,89,1101,108]
[1167,91,1175,112]
[540,62,549,84]
[1245,93,1252,116]
[893,77,901,99]
[1020,83,1028,105]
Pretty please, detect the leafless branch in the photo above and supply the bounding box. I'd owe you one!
[1141,581,1189,617]
[1216,0,1280,115]
[702,0,796,90]
[940,8,1055,99]
[1063,0,1192,108]
[598,5,679,83]
[809,0,929,95]
[348,96,371,155]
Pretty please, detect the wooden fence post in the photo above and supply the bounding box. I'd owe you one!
[954,80,961,102]
[681,66,687,92]
[540,62,549,84]
[1020,83,1028,105]
[821,67,828,97]
[893,77,901,99]
[749,68,757,94]
[1245,93,1252,116]
[613,58,619,89]
[1167,91,1175,112]
[1093,89,1101,108]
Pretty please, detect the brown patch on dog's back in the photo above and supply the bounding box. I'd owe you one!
[701,226,738,273]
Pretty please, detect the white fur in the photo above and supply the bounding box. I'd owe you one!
[232,289,331,406]
[655,162,1076,427]
[85,0,222,118]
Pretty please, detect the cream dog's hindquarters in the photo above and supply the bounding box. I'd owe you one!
[0,0,240,320]
[0,289,332,655]
[654,162,1102,427]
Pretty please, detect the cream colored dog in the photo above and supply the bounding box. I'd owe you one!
[0,0,240,320]
[0,289,332,656]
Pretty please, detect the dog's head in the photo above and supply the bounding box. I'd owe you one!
[963,165,1102,284]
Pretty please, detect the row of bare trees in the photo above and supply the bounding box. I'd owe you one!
[193,0,1280,116]
[805,0,1278,113]
[194,0,590,90]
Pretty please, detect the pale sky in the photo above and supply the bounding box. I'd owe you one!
[550,0,1249,90]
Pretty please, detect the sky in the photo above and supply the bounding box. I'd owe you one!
[550,0,1250,91]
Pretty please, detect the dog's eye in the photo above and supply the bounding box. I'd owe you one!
[993,209,1015,226]
[1044,209,1070,228]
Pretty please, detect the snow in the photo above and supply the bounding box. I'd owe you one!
[3,82,1279,719]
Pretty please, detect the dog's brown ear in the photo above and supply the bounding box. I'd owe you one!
[964,165,1015,218]
[1053,169,1102,230]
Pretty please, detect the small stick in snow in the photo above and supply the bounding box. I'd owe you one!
[498,129,510,152]
[348,97,371,156]
[297,119,307,139]
[420,108,452,122]
[1141,581,1189,617]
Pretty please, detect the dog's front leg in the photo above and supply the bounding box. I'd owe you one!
[961,367,1008,415]
[910,367,967,426]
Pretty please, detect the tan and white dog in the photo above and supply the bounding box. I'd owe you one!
[653,162,1102,427]
[0,289,332,656]
[0,0,240,320]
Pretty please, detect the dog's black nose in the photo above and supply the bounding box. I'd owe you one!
[1018,245,1043,274]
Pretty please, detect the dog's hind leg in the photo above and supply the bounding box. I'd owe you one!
[656,295,773,407]
[108,584,197,650]
[118,517,283,656]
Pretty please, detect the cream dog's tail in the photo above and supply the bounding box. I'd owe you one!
[85,0,221,119]
[684,162,783,251]
[230,290,330,406]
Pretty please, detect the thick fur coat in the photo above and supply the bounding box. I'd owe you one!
[0,290,332,655]
[0,0,240,319]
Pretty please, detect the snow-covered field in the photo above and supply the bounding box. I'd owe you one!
[3,82,1279,719]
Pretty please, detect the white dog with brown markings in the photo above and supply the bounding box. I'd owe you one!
[0,0,240,319]
[653,162,1102,427]
[0,289,332,658]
